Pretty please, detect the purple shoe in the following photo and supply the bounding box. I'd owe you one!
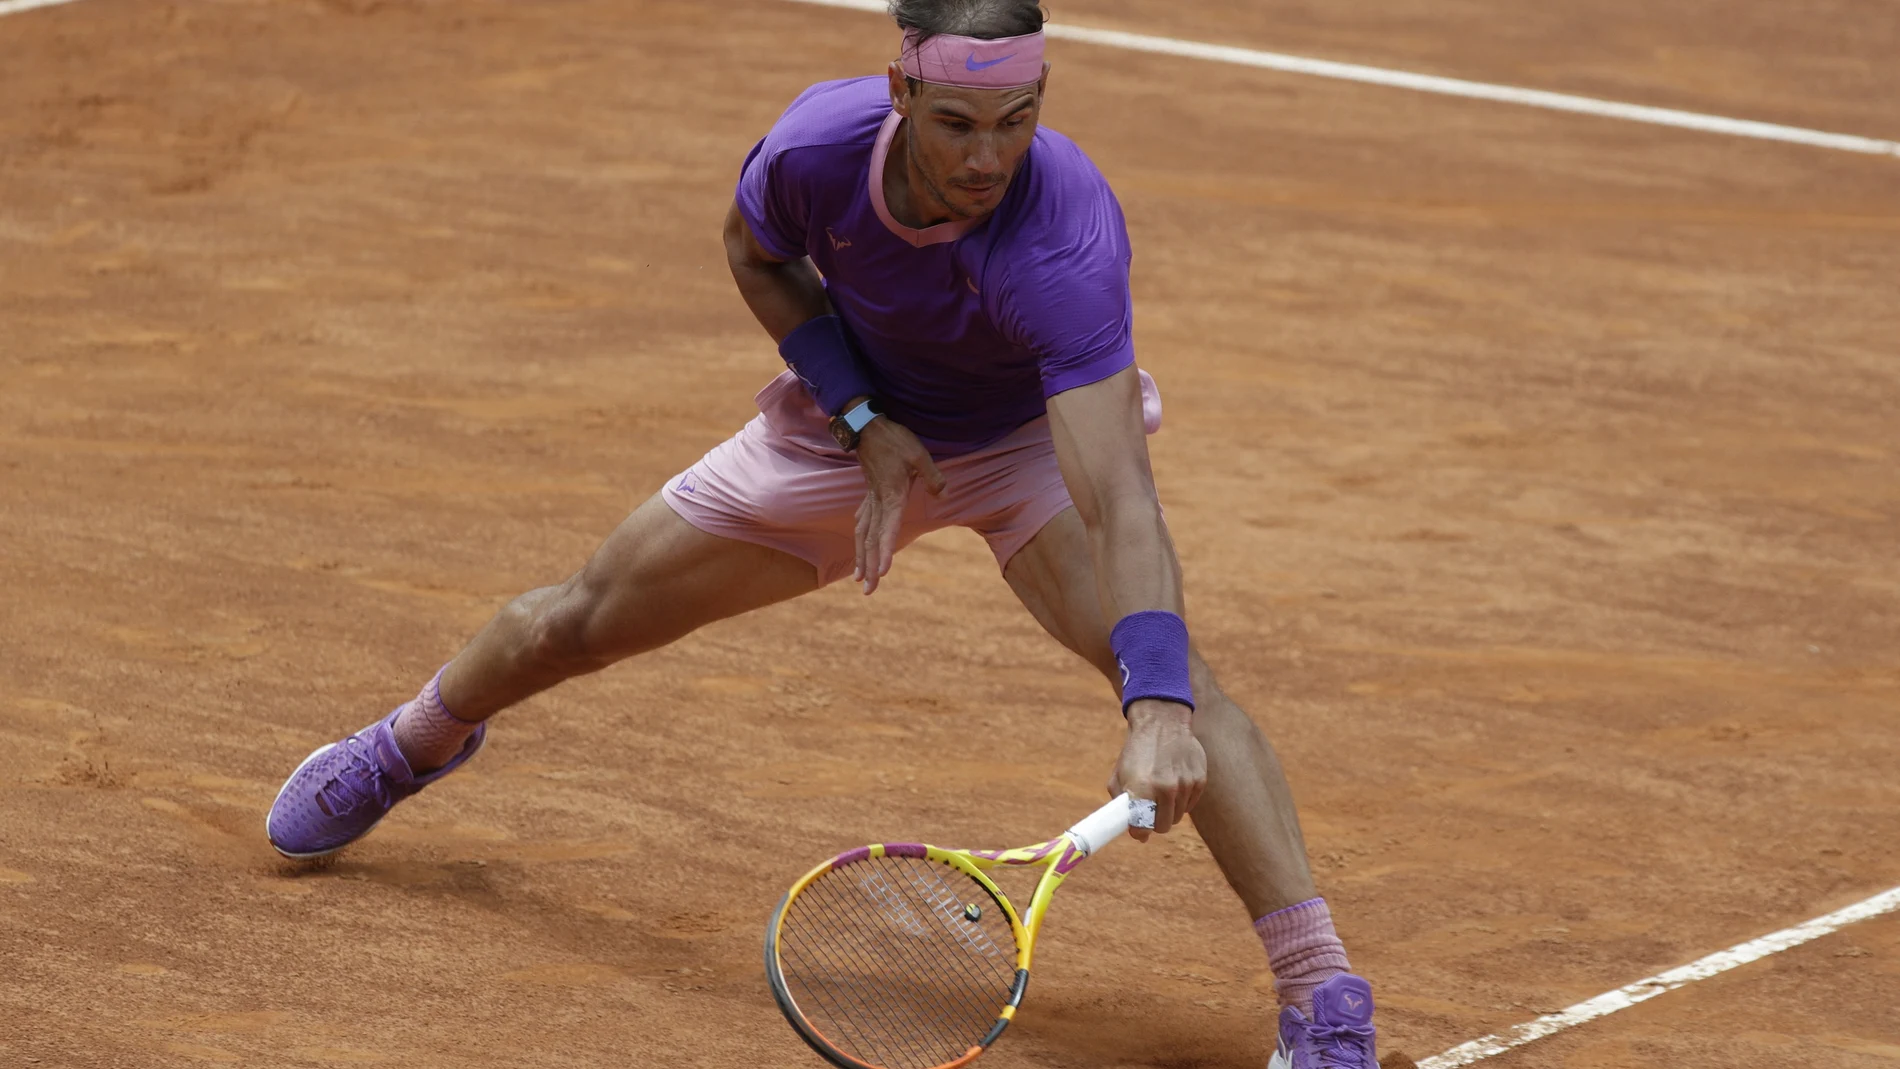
[266,707,485,859]
[1268,974,1378,1069]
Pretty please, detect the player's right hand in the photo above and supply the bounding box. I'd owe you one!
[853,417,946,595]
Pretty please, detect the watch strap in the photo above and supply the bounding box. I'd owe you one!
[841,399,882,433]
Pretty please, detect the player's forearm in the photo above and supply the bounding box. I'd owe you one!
[1046,370,1185,623]
[728,255,829,343]
[1086,491,1185,624]
[726,224,874,416]
[1092,496,1199,721]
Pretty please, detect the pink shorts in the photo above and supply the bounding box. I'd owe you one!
[661,370,1161,586]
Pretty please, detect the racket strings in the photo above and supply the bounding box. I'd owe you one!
[796,899,967,1068]
[791,870,1003,1065]
[794,908,966,1068]
[790,892,966,1068]
[796,893,1003,1068]
[778,855,1021,1069]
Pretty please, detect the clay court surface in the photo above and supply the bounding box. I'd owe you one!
[3,0,1898,1065]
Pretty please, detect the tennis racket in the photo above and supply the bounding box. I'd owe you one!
[765,792,1157,1069]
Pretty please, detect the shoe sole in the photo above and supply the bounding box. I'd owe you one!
[265,741,392,860]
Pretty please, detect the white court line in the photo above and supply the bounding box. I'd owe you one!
[0,0,86,16]
[1421,884,1900,1067]
[783,0,1900,158]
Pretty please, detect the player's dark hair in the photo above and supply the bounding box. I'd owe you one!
[888,0,1047,44]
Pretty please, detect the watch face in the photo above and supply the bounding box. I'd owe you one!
[828,416,857,452]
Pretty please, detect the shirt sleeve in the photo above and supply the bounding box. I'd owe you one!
[734,136,810,262]
[994,173,1137,398]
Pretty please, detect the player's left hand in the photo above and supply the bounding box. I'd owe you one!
[853,416,946,595]
[1108,699,1205,841]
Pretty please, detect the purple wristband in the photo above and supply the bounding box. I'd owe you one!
[778,315,877,417]
[1110,610,1194,715]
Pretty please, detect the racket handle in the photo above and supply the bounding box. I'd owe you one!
[1066,792,1157,856]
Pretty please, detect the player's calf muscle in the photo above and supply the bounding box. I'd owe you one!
[1184,678,1319,914]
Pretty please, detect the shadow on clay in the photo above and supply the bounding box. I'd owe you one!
[273,853,502,899]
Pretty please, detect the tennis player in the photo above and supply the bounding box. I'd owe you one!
[266,2,1380,1064]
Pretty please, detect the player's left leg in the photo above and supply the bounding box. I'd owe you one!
[1003,507,1378,1068]
[1004,508,1318,913]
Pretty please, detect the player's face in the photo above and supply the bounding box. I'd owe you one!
[893,71,1047,221]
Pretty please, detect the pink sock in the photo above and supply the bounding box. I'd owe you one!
[391,669,478,774]
[1255,897,1351,1017]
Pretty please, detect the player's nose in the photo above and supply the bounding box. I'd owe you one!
[967,132,1000,172]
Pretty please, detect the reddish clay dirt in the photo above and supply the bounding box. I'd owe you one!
[2,2,1896,1068]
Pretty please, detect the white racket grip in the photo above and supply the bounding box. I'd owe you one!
[1065,793,1156,857]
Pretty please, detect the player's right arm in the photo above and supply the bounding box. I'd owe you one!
[723,203,945,593]
[722,201,829,342]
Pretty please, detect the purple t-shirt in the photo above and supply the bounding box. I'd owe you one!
[736,76,1135,457]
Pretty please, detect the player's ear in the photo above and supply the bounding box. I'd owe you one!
[1036,63,1050,102]
[887,61,912,116]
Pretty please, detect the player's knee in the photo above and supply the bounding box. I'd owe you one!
[519,579,619,677]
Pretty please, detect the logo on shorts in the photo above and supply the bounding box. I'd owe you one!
[677,470,699,494]
[966,52,1015,72]
[826,227,852,251]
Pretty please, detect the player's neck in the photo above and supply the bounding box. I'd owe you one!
[884,118,964,230]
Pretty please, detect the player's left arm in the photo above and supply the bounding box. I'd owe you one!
[1046,367,1207,840]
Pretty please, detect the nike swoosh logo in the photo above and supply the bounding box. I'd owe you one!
[965,52,1016,71]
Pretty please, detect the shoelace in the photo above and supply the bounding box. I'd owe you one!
[1314,1025,1376,1069]
[315,737,394,818]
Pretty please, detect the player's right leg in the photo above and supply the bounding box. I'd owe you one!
[265,494,820,858]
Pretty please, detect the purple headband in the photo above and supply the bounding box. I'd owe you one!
[900,28,1046,89]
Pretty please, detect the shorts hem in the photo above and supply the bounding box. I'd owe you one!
[986,495,1075,575]
[658,485,836,585]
